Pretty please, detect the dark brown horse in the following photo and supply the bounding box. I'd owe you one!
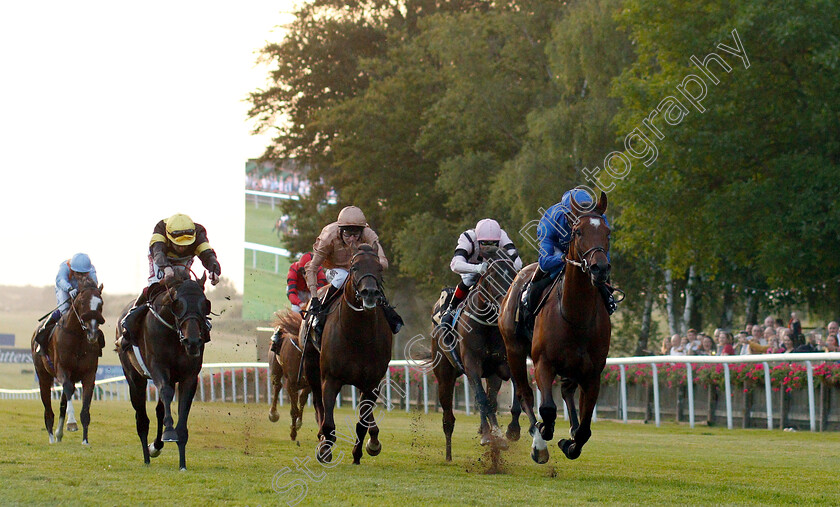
[32,278,104,444]
[268,309,311,441]
[431,248,522,461]
[303,244,393,465]
[500,191,612,464]
[117,272,210,470]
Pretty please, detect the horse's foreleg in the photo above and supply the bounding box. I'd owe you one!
[535,360,557,442]
[434,357,457,461]
[486,375,502,430]
[148,400,165,458]
[65,399,78,432]
[127,378,151,464]
[268,359,282,423]
[159,382,177,442]
[361,390,382,458]
[38,375,55,443]
[559,376,601,461]
[288,385,301,441]
[506,378,522,442]
[317,377,341,464]
[463,355,493,446]
[298,387,310,430]
[561,378,580,438]
[56,382,73,443]
[175,377,198,471]
[304,354,324,439]
[79,372,95,445]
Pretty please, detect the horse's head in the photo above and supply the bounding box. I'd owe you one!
[162,274,210,357]
[73,278,105,344]
[567,190,611,286]
[349,244,384,310]
[477,248,519,304]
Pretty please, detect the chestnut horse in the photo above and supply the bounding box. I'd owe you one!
[117,272,211,470]
[499,191,612,464]
[32,278,105,444]
[303,244,393,465]
[268,309,311,441]
[431,248,522,461]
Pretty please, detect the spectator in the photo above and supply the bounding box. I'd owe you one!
[695,335,716,356]
[827,321,839,348]
[766,335,784,354]
[745,323,753,335]
[764,315,776,330]
[793,331,821,353]
[763,326,777,345]
[780,333,796,353]
[789,312,803,346]
[686,328,700,354]
[752,325,767,346]
[736,331,752,355]
[659,336,672,355]
[719,332,736,356]
[669,334,686,355]
[825,335,839,353]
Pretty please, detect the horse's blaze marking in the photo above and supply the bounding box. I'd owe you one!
[589,218,601,228]
[90,296,102,313]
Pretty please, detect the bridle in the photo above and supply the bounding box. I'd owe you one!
[61,286,101,336]
[463,255,517,326]
[149,282,207,345]
[346,250,385,312]
[564,212,610,277]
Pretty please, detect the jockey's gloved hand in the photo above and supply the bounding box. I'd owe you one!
[209,272,219,285]
[163,266,175,280]
[474,262,489,275]
[69,288,78,299]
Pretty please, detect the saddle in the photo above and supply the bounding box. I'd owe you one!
[516,273,562,339]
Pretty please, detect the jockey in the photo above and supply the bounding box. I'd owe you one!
[270,252,327,353]
[436,219,522,369]
[118,213,221,352]
[35,253,99,356]
[305,206,403,337]
[521,188,617,323]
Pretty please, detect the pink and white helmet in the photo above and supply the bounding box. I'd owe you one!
[475,219,501,242]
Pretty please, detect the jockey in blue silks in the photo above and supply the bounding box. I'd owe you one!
[521,188,617,323]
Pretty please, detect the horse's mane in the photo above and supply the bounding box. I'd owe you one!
[78,277,98,291]
[272,309,303,340]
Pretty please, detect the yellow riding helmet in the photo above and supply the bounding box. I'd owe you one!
[165,213,196,246]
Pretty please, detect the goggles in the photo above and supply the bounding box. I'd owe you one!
[168,228,196,238]
[340,227,363,237]
[478,240,499,247]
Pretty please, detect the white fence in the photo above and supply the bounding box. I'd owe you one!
[245,190,300,210]
[244,242,291,273]
[4,354,840,432]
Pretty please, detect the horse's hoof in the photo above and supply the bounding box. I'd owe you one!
[66,422,78,432]
[268,411,280,423]
[290,430,297,441]
[82,439,89,446]
[180,467,187,472]
[316,442,332,464]
[366,438,381,456]
[149,443,162,458]
[531,446,550,464]
[162,429,178,442]
[295,420,303,430]
[559,439,581,460]
[505,426,521,442]
[480,434,491,446]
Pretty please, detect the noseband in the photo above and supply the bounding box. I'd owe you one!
[149,289,206,345]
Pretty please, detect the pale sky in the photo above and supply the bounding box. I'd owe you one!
[0,1,296,294]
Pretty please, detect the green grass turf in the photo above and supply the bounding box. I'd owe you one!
[243,266,289,322]
[3,399,840,505]
[245,200,287,248]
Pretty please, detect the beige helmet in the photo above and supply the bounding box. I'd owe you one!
[337,206,367,227]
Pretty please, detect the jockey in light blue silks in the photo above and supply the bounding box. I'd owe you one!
[35,253,99,355]
[521,188,617,324]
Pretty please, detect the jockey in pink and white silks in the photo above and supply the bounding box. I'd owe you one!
[437,219,522,371]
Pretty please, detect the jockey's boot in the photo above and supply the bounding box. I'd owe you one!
[598,283,617,315]
[270,326,283,354]
[381,301,404,334]
[35,310,61,356]
[119,292,148,353]
[311,285,341,342]
[521,268,552,325]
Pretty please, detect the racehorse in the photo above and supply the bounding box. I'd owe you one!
[431,248,523,461]
[268,309,311,441]
[499,191,612,463]
[117,271,211,470]
[302,244,393,465]
[32,278,105,444]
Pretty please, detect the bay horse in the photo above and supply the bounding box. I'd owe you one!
[117,271,210,470]
[303,244,393,465]
[431,248,523,461]
[32,278,105,444]
[499,191,612,464]
[268,309,311,441]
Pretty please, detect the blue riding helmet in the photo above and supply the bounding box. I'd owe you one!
[70,253,93,273]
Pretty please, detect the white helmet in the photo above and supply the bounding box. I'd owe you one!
[475,219,501,242]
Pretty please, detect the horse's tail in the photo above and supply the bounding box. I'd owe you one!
[273,309,303,341]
